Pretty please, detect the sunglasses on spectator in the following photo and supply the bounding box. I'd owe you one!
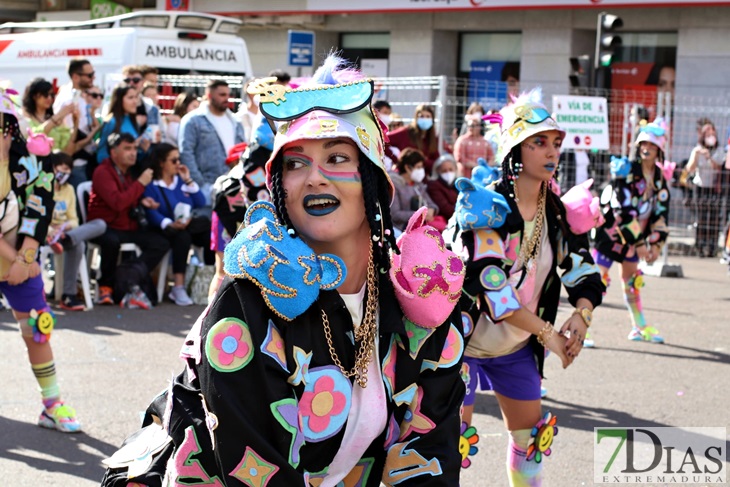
[124,77,143,84]
[42,92,56,99]
[78,71,95,78]
[169,157,180,164]
[86,92,103,99]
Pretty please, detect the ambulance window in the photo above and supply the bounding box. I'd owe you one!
[120,16,169,28]
[217,22,240,35]
[175,16,215,31]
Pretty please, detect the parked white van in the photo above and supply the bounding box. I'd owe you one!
[0,11,253,91]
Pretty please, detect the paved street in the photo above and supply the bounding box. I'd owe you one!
[1,255,728,486]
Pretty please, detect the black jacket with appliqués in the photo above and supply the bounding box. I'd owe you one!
[2,127,54,248]
[593,161,671,262]
[101,272,465,487]
[456,179,605,376]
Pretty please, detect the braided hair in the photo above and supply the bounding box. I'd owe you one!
[269,150,398,273]
[501,143,570,235]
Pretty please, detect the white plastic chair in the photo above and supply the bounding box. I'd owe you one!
[39,245,94,310]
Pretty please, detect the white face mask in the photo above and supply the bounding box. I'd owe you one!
[440,171,456,185]
[705,135,717,147]
[410,167,426,183]
[379,113,392,127]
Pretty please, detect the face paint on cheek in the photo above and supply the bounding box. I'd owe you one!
[318,166,362,185]
[524,142,537,151]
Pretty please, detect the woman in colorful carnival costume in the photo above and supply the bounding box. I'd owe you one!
[101,56,466,487]
[455,90,604,487]
[0,86,80,433]
[593,119,670,344]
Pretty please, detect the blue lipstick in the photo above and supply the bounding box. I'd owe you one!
[303,193,340,216]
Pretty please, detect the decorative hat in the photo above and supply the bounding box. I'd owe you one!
[247,55,393,198]
[389,207,465,328]
[499,88,565,158]
[635,118,667,152]
[560,178,605,235]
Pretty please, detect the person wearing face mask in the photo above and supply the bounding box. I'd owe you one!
[373,99,399,172]
[388,104,442,173]
[47,154,106,310]
[685,121,723,257]
[390,148,440,231]
[454,114,494,178]
[427,154,459,223]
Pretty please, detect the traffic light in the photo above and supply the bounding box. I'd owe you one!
[569,55,591,88]
[594,12,623,69]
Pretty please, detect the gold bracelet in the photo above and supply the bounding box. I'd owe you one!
[536,322,554,347]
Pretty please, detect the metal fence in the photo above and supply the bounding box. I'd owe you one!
[376,76,730,259]
[155,73,730,259]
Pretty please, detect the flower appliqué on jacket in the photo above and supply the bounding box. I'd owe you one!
[298,366,352,442]
[205,318,254,373]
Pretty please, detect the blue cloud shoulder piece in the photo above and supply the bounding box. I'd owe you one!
[471,165,501,188]
[610,156,631,178]
[224,201,347,321]
[454,178,511,231]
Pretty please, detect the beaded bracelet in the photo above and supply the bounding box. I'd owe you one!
[537,322,554,347]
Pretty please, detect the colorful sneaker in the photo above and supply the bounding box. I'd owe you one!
[628,326,664,344]
[38,401,81,433]
[168,285,193,306]
[50,242,64,254]
[97,286,114,305]
[583,332,595,348]
[60,294,85,311]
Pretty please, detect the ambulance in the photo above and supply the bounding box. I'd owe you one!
[0,10,253,91]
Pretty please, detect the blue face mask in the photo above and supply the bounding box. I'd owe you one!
[417,117,433,131]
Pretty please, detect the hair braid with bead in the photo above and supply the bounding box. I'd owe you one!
[269,156,294,234]
[358,152,399,272]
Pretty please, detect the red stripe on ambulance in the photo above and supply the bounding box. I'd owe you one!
[16,47,102,58]
[0,40,13,55]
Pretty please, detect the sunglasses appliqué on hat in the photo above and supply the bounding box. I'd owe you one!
[514,104,552,125]
[223,201,347,321]
[250,78,374,121]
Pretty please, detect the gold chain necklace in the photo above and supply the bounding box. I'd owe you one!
[321,245,379,388]
[515,181,547,268]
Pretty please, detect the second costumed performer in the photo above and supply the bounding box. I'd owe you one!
[455,90,605,486]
